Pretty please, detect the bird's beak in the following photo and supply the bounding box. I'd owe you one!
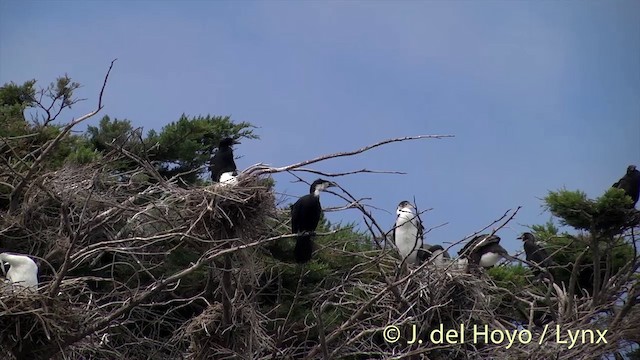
[233,140,241,145]
[516,235,524,240]
[328,181,337,188]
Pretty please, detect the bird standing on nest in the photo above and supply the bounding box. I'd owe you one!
[209,137,240,184]
[612,165,640,208]
[393,201,423,265]
[458,234,509,269]
[291,179,336,263]
[518,232,555,276]
[0,251,39,292]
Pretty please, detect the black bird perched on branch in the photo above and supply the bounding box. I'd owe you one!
[209,137,240,183]
[291,179,336,263]
[458,234,509,268]
[612,165,640,208]
[393,200,424,265]
[518,232,555,275]
[417,244,450,266]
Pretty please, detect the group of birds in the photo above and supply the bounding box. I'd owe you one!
[1,134,638,290]
[390,198,554,273]
[208,136,638,271]
[388,164,639,273]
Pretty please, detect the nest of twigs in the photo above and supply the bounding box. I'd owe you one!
[1,155,637,359]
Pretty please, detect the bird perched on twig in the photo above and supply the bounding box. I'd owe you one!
[291,179,336,263]
[393,201,423,265]
[0,251,39,292]
[518,232,556,276]
[458,234,509,269]
[612,165,640,208]
[209,137,240,183]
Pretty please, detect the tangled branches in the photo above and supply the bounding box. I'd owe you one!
[0,65,637,359]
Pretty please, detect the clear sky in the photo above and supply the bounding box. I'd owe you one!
[1,0,639,255]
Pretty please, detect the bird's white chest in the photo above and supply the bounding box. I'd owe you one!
[219,172,238,186]
[6,264,38,291]
[479,252,502,268]
[395,214,421,260]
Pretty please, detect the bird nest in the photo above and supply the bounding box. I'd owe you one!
[0,282,91,359]
[1,160,636,359]
[0,161,278,359]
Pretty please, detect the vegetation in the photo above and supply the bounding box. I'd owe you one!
[1,70,638,359]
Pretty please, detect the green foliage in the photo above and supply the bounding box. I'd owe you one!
[87,115,142,152]
[49,75,80,109]
[146,114,258,184]
[0,80,35,139]
[529,219,560,241]
[488,264,530,290]
[540,189,636,296]
[544,189,594,231]
[545,188,638,235]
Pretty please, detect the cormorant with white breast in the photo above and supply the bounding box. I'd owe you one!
[417,244,450,266]
[458,234,509,269]
[209,137,240,183]
[518,232,555,276]
[612,165,640,208]
[393,200,423,265]
[0,251,39,292]
[291,179,336,263]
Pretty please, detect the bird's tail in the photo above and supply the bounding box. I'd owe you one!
[294,235,314,263]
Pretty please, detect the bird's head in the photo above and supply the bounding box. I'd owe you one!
[627,165,637,174]
[310,179,336,194]
[396,200,415,215]
[517,232,535,242]
[219,137,240,148]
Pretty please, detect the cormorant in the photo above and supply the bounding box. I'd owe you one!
[209,137,240,182]
[0,252,39,291]
[291,179,336,263]
[417,244,450,266]
[612,165,640,208]
[518,232,555,275]
[393,200,423,265]
[458,234,509,268]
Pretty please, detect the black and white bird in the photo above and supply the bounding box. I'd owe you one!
[393,201,423,265]
[209,137,240,183]
[0,252,39,291]
[612,165,640,208]
[458,234,509,269]
[518,232,555,275]
[291,179,336,263]
[417,244,450,266]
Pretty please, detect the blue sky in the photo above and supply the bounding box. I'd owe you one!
[1,0,639,255]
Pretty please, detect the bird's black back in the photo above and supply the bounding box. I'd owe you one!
[613,167,640,207]
[291,194,322,233]
[417,244,450,263]
[458,234,501,257]
[523,241,550,264]
[209,146,237,182]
